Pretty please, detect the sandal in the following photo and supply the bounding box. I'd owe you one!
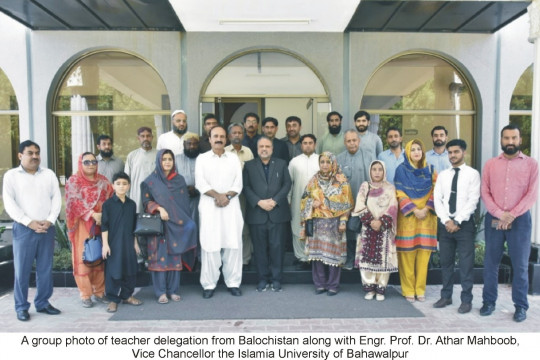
[107,302,118,313]
[405,296,415,303]
[169,294,181,302]
[158,294,169,304]
[416,295,426,302]
[123,296,143,306]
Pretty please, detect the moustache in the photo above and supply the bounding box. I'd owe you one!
[214,141,223,145]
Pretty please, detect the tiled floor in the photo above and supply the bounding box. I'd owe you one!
[0,283,538,333]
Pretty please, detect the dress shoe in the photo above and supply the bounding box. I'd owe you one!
[228,287,242,296]
[315,288,326,295]
[202,289,214,299]
[36,304,61,315]
[513,307,527,322]
[479,302,496,316]
[271,282,282,292]
[458,303,472,314]
[256,281,269,292]
[433,297,452,308]
[17,310,30,321]
[327,290,338,296]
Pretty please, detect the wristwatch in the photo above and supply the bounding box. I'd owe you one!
[226,194,233,200]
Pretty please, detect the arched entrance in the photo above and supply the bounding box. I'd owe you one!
[361,53,477,165]
[200,50,330,138]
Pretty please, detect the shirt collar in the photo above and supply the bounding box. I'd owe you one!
[497,151,526,160]
[16,164,43,174]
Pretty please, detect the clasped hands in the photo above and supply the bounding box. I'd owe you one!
[28,220,52,233]
[413,207,429,220]
[258,198,277,211]
[496,211,515,230]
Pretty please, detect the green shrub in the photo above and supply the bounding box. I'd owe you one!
[53,248,73,271]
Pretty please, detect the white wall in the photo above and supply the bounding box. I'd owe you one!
[0,13,29,142]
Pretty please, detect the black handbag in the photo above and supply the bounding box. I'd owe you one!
[134,213,163,236]
[305,219,314,237]
[83,223,103,265]
[347,183,371,233]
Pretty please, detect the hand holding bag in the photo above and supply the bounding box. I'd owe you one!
[347,183,371,233]
[83,223,103,265]
[134,213,164,236]
[305,219,314,237]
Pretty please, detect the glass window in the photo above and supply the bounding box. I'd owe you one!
[52,51,170,178]
[509,65,532,156]
[361,53,476,165]
[0,67,20,220]
[201,50,329,139]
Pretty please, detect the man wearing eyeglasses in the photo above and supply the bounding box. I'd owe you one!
[3,140,62,321]
[242,112,262,157]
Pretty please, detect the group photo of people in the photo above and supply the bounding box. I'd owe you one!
[2,109,538,325]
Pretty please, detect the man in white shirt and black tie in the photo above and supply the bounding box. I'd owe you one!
[433,139,480,314]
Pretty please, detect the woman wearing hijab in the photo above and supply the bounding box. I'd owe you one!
[66,152,113,308]
[351,160,399,301]
[141,149,197,304]
[300,152,353,296]
[394,139,437,303]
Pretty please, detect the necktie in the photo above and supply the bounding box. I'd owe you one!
[449,167,460,214]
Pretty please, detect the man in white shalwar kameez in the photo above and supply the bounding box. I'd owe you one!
[156,110,188,156]
[124,127,157,213]
[288,134,319,269]
[195,126,244,299]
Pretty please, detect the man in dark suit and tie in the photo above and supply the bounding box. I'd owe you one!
[243,136,292,292]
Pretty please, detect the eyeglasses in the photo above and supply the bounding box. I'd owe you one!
[82,160,98,166]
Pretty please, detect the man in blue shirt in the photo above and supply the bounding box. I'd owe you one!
[426,125,451,174]
[377,126,404,184]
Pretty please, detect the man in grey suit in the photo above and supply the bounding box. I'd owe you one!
[243,136,292,292]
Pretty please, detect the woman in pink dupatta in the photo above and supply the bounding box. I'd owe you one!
[66,152,113,308]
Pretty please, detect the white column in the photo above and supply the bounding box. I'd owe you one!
[528,0,540,245]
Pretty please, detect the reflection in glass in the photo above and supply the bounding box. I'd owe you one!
[509,65,532,156]
[0,68,20,220]
[361,54,475,165]
[53,52,170,178]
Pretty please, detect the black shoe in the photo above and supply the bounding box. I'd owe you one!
[202,289,214,299]
[271,282,282,292]
[458,303,472,314]
[315,288,326,295]
[513,307,527,322]
[479,303,496,316]
[36,304,61,315]
[433,297,452,308]
[327,290,338,296]
[17,310,30,321]
[228,287,242,296]
[256,281,269,292]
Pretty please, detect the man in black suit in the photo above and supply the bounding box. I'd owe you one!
[243,136,292,292]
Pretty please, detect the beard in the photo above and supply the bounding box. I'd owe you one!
[433,140,445,147]
[389,141,401,149]
[356,125,368,133]
[99,149,113,158]
[329,124,341,135]
[174,127,187,135]
[184,148,200,158]
[502,144,520,155]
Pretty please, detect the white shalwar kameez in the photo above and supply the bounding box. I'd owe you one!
[288,153,320,261]
[195,150,244,290]
[156,131,185,156]
[124,148,157,213]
